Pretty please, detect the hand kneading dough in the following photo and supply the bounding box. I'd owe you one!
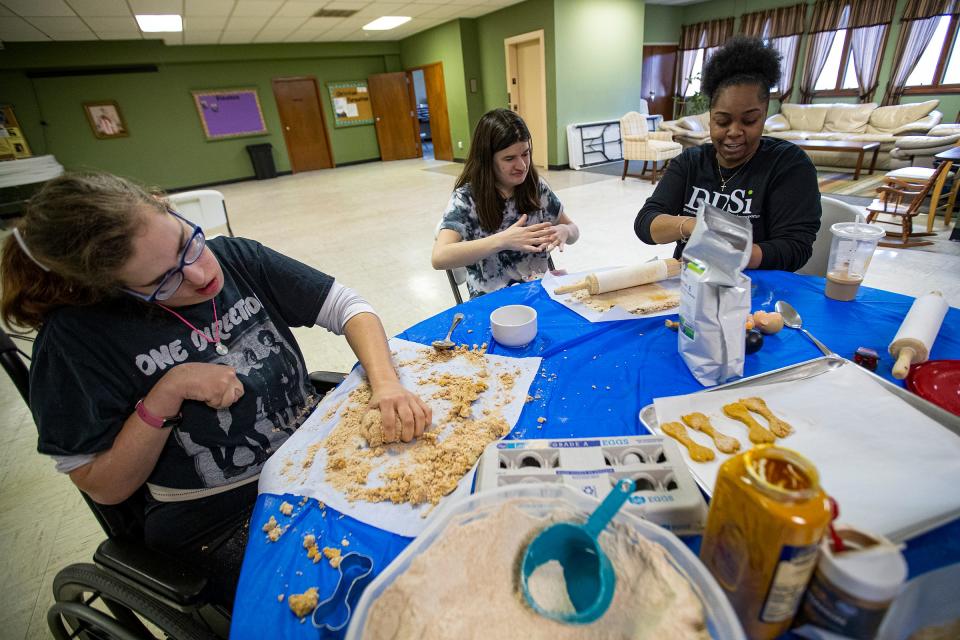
[360,408,400,447]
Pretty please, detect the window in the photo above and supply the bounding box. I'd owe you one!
[905,14,960,90]
[814,29,860,92]
[683,49,705,97]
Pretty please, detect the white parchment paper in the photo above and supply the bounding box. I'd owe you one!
[542,268,680,323]
[652,362,960,542]
[259,338,542,537]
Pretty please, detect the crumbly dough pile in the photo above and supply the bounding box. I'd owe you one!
[288,587,318,619]
[316,347,513,508]
[362,499,709,639]
[570,283,680,315]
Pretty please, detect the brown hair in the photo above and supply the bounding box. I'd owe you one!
[1,172,162,330]
[455,108,542,233]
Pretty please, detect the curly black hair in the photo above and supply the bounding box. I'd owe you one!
[701,36,782,106]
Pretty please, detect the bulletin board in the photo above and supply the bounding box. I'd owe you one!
[327,81,374,128]
[192,88,268,140]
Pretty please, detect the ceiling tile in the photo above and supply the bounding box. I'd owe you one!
[127,0,183,14]
[263,15,303,29]
[2,0,75,16]
[420,4,459,18]
[161,31,182,43]
[185,15,227,29]
[96,31,144,39]
[232,0,282,16]
[224,15,267,29]
[253,29,293,41]
[0,16,51,38]
[219,29,257,42]
[323,1,369,9]
[456,5,492,17]
[183,29,220,42]
[292,16,343,33]
[27,16,91,30]
[397,4,444,17]
[354,3,405,18]
[64,0,130,16]
[84,16,138,30]
[184,0,234,15]
[275,2,319,18]
[48,30,99,39]
[0,5,13,16]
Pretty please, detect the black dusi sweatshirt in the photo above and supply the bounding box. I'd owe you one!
[635,137,822,272]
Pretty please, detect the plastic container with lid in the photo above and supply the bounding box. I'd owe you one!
[824,217,886,302]
[345,483,745,639]
[799,525,908,639]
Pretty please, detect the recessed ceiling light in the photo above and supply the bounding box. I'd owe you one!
[135,14,183,33]
[362,16,411,31]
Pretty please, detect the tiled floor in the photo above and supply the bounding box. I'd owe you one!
[0,156,956,638]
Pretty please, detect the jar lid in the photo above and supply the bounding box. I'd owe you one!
[831,222,886,241]
[818,530,907,602]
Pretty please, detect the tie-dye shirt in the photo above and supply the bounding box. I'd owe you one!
[440,178,564,297]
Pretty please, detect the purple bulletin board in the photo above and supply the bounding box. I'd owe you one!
[191,88,268,140]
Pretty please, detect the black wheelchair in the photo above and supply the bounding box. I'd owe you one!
[1,329,344,640]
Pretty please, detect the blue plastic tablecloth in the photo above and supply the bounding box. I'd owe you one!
[231,271,960,639]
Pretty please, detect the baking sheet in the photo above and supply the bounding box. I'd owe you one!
[647,359,960,542]
[542,268,680,323]
[258,337,541,538]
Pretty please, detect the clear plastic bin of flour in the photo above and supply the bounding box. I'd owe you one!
[345,484,745,640]
[825,220,886,301]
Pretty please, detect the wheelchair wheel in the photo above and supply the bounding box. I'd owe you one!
[49,563,220,640]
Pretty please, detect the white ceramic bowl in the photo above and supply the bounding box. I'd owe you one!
[490,304,537,347]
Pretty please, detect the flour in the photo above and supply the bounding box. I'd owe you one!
[361,499,708,640]
[527,560,575,616]
[570,282,679,315]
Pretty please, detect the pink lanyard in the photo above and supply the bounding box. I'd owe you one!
[156,299,227,355]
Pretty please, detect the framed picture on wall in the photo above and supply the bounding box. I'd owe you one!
[192,88,268,140]
[83,101,129,139]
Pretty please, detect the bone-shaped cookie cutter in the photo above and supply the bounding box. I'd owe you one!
[311,552,374,632]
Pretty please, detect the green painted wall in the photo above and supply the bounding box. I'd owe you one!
[476,0,559,165]
[399,20,472,160]
[645,4,683,44]
[459,19,487,136]
[554,0,646,166]
[0,40,400,189]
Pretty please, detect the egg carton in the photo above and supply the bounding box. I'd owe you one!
[475,435,707,535]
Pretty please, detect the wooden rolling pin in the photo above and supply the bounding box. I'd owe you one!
[889,291,948,380]
[553,259,681,295]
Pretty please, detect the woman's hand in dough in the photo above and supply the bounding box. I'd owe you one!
[154,363,245,412]
[369,380,432,443]
[497,214,554,253]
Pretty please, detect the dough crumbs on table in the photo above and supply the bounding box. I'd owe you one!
[298,496,309,507]
[261,515,277,532]
[570,284,680,315]
[277,593,284,602]
[279,501,294,516]
[342,538,350,546]
[526,394,534,403]
[537,417,546,424]
[499,371,517,391]
[267,526,283,542]
[429,373,489,422]
[288,587,318,618]
[322,546,343,568]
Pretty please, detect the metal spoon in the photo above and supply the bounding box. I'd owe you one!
[775,300,833,356]
[432,312,464,350]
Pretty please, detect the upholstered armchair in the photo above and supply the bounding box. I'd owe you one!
[619,111,683,184]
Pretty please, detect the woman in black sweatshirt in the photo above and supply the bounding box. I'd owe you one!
[635,36,821,271]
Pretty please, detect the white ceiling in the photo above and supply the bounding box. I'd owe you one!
[0,0,525,45]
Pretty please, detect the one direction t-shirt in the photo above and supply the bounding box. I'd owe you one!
[31,237,333,493]
[440,177,563,297]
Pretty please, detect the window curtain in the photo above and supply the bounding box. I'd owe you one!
[847,0,896,101]
[739,4,807,100]
[883,0,960,104]
[799,0,848,101]
[675,18,735,97]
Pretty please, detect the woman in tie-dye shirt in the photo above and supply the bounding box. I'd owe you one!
[432,109,580,297]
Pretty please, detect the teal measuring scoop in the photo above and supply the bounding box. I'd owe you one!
[520,478,635,624]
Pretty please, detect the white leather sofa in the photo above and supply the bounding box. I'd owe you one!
[660,112,711,149]
[763,100,942,170]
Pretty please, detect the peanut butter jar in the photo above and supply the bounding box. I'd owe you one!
[699,446,831,639]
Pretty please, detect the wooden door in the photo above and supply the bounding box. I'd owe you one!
[272,77,334,172]
[505,31,547,169]
[420,64,453,161]
[641,45,678,119]
[368,72,420,161]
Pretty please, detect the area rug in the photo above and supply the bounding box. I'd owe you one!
[817,168,886,198]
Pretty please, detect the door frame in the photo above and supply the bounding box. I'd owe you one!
[271,76,335,173]
[504,29,548,167]
[405,61,454,162]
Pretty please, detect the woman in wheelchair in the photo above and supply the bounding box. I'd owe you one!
[432,108,580,297]
[1,172,431,609]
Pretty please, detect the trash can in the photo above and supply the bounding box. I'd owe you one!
[245,143,277,180]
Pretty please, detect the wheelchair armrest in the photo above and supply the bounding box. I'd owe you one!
[94,539,208,607]
[309,370,347,395]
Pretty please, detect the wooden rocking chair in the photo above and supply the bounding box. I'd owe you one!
[865,161,947,248]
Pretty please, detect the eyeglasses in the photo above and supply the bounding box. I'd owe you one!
[124,208,205,303]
